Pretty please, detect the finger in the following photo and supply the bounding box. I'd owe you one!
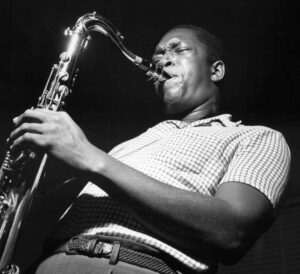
[10,132,47,151]
[10,123,45,141]
[36,109,70,121]
[13,109,53,126]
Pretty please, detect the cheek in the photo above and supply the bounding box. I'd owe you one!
[182,59,208,83]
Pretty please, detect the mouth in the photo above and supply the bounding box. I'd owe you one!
[164,67,181,77]
[155,76,183,104]
[153,67,184,100]
[154,67,183,85]
[154,75,178,92]
[154,74,178,86]
[164,75,182,87]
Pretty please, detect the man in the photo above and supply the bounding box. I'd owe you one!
[10,25,290,273]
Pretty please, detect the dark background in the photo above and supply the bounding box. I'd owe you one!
[0,0,299,273]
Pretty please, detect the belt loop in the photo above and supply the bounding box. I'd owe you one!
[86,238,98,256]
[109,242,121,265]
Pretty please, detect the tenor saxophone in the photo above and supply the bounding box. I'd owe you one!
[0,12,170,274]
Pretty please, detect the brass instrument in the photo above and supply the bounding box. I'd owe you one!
[0,12,170,274]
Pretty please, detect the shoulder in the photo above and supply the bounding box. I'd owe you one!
[236,124,290,152]
[220,123,291,209]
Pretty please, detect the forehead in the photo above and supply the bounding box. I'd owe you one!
[156,28,202,49]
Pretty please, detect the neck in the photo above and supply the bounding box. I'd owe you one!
[183,101,219,122]
[163,85,221,122]
[183,88,220,122]
[164,98,219,123]
[183,107,217,123]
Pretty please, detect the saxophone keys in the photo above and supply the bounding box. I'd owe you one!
[58,85,70,97]
[64,27,73,36]
[59,71,69,82]
[59,52,70,62]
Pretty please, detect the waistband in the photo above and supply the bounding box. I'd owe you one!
[53,235,177,274]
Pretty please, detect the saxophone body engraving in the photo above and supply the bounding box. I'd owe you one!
[0,12,170,273]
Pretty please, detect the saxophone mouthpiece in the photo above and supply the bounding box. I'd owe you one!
[146,71,170,83]
[134,56,171,83]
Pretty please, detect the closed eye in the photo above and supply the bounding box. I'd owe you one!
[175,47,190,53]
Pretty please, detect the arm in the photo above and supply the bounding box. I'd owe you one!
[91,152,273,263]
[9,109,281,263]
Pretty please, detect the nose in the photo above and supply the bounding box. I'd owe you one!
[160,59,173,67]
[158,52,175,68]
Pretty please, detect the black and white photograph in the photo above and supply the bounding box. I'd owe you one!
[0,1,298,273]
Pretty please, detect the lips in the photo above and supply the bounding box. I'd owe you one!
[154,67,183,86]
[163,67,183,79]
[164,76,182,87]
[161,77,184,104]
[154,67,184,102]
[164,68,183,89]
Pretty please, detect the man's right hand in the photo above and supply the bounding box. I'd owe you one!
[9,108,104,174]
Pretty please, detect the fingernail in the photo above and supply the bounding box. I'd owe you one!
[13,117,18,123]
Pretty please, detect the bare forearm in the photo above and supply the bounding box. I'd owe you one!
[88,148,240,255]
[9,109,272,263]
[9,109,237,252]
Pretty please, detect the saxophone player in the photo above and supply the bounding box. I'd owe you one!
[9,25,290,274]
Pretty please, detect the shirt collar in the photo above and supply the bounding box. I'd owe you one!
[165,114,242,128]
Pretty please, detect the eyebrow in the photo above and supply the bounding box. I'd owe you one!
[154,40,182,55]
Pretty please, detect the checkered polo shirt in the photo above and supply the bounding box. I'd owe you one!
[51,114,290,272]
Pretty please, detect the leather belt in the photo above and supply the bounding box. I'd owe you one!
[53,235,177,274]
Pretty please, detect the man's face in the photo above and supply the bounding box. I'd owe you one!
[152,28,215,115]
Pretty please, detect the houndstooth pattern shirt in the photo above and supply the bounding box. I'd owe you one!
[51,114,290,272]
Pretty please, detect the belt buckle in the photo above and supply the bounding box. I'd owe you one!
[65,236,82,255]
[65,236,113,257]
[98,242,113,257]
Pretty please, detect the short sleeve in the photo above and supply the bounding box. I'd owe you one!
[219,128,291,208]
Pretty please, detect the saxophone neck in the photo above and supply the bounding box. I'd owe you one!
[68,12,171,82]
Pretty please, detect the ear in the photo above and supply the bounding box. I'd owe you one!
[210,60,225,82]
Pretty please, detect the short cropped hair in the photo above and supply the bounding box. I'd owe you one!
[170,25,226,64]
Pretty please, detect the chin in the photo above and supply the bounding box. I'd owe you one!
[163,94,186,117]
[164,102,184,117]
[163,97,180,114]
[163,86,183,102]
